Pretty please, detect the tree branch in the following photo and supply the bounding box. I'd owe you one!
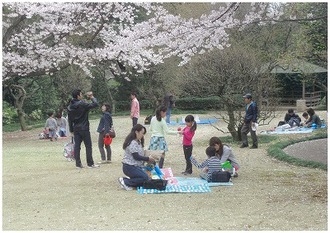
[3,15,26,45]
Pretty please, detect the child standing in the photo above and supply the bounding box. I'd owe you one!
[148,105,179,168]
[179,115,197,175]
[44,111,58,141]
[190,146,221,182]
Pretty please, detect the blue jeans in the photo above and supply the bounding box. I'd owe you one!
[166,107,172,123]
[122,163,150,187]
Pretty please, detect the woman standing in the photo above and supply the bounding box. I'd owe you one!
[118,124,155,191]
[96,103,113,164]
[148,105,179,168]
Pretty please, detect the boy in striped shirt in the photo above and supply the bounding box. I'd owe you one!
[190,146,221,182]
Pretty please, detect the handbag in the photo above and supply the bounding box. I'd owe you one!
[109,127,116,138]
[211,171,231,182]
[103,133,112,146]
[142,179,168,190]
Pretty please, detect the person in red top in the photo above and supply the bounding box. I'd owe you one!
[179,115,197,175]
[130,92,140,127]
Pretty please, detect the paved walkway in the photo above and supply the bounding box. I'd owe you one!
[283,138,327,164]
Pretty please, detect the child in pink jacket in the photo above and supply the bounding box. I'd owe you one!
[179,115,197,175]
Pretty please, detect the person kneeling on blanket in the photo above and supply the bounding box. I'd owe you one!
[118,124,156,191]
[190,146,222,182]
[209,137,240,177]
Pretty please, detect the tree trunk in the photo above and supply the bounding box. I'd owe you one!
[9,85,27,131]
[226,104,241,141]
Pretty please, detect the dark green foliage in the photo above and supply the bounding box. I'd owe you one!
[2,101,18,125]
[115,96,223,112]
[175,96,222,110]
[114,99,154,112]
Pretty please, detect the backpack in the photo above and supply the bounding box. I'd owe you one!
[63,137,75,161]
[211,171,231,182]
[142,179,168,190]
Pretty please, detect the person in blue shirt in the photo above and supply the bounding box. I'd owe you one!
[240,93,258,149]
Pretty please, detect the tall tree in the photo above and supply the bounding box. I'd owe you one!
[179,46,278,140]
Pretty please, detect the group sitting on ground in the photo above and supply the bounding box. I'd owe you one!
[41,110,68,140]
[303,108,322,128]
[276,107,323,130]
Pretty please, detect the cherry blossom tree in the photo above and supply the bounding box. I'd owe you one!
[3,2,288,81]
[2,2,324,130]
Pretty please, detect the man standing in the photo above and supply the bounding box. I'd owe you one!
[163,93,175,124]
[68,89,99,168]
[130,92,140,127]
[240,93,258,149]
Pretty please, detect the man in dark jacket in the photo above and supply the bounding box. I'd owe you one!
[284,108,301,127]
[240,93,258,149]
[68,89,99,168]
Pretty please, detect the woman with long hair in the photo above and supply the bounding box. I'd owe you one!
[306,108,322,128]
[209,136,240,177]
[118,124,155,191]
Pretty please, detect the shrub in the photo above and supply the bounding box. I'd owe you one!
[175,96,222,110]
[28,109,43,121]
[3,101,18,125]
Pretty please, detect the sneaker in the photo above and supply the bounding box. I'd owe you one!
[76,165,84,169]
[106,160,112,163]
[118,177,133,191]
[97,160,107,164]
[250,145,258,149]
[87,164,100,168]
[240,144,248,148]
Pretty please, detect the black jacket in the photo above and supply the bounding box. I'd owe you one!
[67,97,98,132]
[97,112,113,133]
[284,113,301,124]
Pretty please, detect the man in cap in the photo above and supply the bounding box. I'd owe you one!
[240,93,258,149]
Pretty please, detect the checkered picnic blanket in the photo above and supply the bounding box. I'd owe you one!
[137,168,233,194]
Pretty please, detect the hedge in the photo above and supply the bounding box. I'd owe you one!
[175,96,222,110]
[114,96,222,112]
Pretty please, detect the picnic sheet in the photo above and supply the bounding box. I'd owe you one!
[169,118,218,126]
[137,168,233,194]
[260,127,314,135]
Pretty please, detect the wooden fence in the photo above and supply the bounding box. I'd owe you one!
[305,91,323,107]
